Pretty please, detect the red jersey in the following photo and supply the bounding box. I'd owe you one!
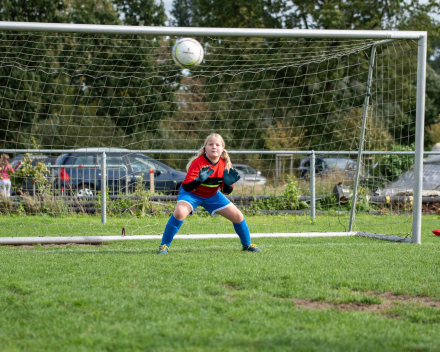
[182,154,233,197]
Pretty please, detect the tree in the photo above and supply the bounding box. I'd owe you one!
[0,0,68,149]
[0,0,177,150]
[169,0,440,151]
[115,0,167,26]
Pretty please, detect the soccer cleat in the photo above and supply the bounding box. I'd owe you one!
[157,244,169,254]
[242,244,261,252]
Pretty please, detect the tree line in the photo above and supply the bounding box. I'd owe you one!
[0,0,439,158]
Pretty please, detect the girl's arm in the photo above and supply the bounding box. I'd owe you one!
[221,183,233,195]
[221,168,240,194]
[182,160,207,192]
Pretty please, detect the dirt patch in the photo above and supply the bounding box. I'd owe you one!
[293,299,387,312]
[222,282,240,290]
[371,291,440,308]
[292,291,440,312]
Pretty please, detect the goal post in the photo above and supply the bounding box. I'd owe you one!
[0,22,427,244]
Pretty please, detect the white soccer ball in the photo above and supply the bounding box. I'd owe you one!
[172,38,204,69]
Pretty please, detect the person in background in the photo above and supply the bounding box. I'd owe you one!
[0,154,14,197]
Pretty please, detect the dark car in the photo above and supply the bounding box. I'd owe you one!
[53,148,186,196]
[297,156,356,179]
[11,155,58,195]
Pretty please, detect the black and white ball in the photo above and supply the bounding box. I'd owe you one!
[172,38,204,69]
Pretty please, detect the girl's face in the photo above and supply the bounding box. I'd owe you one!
[205,137,224,161]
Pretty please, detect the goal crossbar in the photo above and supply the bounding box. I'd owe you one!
[0,21,426,39]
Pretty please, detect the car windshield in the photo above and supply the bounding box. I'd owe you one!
[95,154,127,169]
[74,155,95,166]
[129,156,167,173]
[236,166,256,174]
[325,158,353,170]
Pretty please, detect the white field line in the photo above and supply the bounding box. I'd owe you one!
[0,232,357,245]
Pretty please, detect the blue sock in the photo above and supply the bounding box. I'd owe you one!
[233,218,251,246]
[160,214,184,247]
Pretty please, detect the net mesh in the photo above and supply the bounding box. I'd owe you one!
[0,31,419,238]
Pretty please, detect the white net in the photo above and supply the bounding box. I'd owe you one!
[0,30,420,239]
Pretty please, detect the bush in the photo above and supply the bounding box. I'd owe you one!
[11,155,51,195]
[248,177,303,211]
[0,196,14,214]
[361,143,415,190]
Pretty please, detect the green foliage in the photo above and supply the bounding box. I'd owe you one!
[169,0,440,152]
[283,176,300,210]
[0,0,438,156]
[355,197,371,212]
[362,144,415,190]
[426,122,440,148]
[115,0,167,26]
[316,195,337,211]
[11,155,51,195]
[0,196,13,214]
[424,66,440,144]
[247,177,303,211]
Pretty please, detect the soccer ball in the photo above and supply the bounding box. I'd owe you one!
[172,38,204,69]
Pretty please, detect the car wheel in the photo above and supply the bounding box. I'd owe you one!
[77,185,94,197]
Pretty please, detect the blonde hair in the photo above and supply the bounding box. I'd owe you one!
[0,154,10,168]
[186,133,232,171]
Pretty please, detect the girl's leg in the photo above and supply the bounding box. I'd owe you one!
[216,204,251,246]
[160,201,192,248]
[5,180,11,197]
[0,180,5,197]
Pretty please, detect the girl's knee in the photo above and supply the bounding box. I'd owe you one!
[174,208,189,220]
[173,210,186,220]
[232,210,244,223]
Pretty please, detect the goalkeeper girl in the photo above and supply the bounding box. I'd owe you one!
[157,133,261,254]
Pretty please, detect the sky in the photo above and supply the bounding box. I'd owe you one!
[163,0,173,20]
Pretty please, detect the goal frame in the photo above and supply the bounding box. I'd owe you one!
[0,22,427,244]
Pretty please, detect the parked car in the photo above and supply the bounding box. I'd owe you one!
[53,148,186,196]
[234,164,267,185]
[375,163,440,196]
[297,156,356,179]
[10,155,58,195]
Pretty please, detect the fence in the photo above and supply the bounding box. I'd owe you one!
[2,149,440,225]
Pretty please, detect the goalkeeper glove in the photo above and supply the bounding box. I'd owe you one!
[196,165,214,182]
[224,168,240,186]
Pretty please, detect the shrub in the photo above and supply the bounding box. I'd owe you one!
[361,143,415,190]
[0,196,14,214]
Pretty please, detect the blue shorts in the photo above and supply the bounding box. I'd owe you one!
[177,188,231,216]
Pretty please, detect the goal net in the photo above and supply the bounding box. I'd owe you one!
[0,24,426,244]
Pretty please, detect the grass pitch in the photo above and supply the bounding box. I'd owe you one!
[1,214,440,351]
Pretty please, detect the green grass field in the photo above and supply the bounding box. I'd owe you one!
[1,211,415,237]
[1,214,440,351]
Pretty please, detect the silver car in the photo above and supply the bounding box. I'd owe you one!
[233,164,267,185]
[376,163,440,196]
